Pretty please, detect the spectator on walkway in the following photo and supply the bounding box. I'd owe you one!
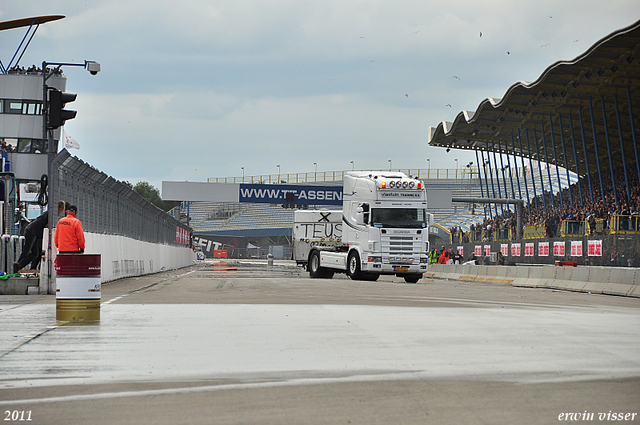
[14,201,67,273]
[55,205,85,254]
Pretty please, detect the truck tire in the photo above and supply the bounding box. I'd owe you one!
[347,251,363,280]
[309,250,322,278]
[403,274,422,284]
[309,250,334,279]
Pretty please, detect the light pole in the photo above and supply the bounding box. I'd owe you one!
[42,59,100,294]
[277,165,280,183]
[350,160,354,170]
[241,167,244,182]
[388,159,391,171]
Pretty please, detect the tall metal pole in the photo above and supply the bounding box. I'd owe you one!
[568,113,583,206]
[588,98,606,204]
[492,144,504,214]
[578,106,594,203]
[558,115,573,209]
[613,94,630,201]
[525,129,539,213]
[627,86,640,189]
[517,129,531,214]
[600,96,617,206]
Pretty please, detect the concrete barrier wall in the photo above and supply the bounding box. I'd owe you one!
[426,264,639,298]
[31,232,196,294]
[85,233,196,283]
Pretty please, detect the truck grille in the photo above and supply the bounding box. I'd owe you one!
[383,235,420,255]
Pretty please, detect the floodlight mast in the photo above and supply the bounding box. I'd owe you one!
[42,60,100,294]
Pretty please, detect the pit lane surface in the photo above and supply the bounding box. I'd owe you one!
[1,260,639,425]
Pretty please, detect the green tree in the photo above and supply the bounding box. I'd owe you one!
[129,181,177,212]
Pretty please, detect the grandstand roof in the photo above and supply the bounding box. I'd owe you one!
[428,19,640,176]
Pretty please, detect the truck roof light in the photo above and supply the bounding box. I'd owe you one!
[381,181,387,188]
[417,182,423,189]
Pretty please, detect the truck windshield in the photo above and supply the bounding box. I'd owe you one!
[371,208,428,229]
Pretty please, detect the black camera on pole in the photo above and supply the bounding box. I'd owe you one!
[47,88,77,129]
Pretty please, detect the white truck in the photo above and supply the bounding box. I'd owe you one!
[293,171,433,283]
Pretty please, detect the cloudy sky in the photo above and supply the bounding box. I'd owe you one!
[1,1,638,190]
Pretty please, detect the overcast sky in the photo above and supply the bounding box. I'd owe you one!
[1,1,639,190]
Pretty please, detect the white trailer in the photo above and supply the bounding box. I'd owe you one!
[293,171,433,283]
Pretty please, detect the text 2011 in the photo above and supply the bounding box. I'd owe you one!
[4,411,32,421]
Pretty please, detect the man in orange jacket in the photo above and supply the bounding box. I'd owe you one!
[54,205,85,253]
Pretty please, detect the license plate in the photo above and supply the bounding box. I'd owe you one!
[394,266,408,271]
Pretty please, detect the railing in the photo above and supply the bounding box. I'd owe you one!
[494,228,512,241]
[468,230,482,243]
[610,215,640,234]
[560,220,589,237]
[206,167,529,184]
[523,224,546,239]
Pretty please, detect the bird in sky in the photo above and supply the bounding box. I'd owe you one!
[506,51,510,55]
[453,76,460,80]
[541,44,550,47]
[480,32,482,37]
[446,104,452,107]
[405,94,409,98]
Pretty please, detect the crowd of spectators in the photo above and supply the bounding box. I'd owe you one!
[457,166,640,242]
[6,65,64,75]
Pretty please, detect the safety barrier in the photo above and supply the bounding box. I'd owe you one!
[494,228,511,241]
[426,264,640,297]
[560,220,589,237]
[610,215,639,234]
[0,234,23,274]
[523,224,546,239]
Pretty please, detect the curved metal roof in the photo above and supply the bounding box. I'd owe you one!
[428,19,640,176]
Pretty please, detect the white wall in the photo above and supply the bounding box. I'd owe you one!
[41,232,197,294]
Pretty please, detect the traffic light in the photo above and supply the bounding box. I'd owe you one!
[47,88,77,129]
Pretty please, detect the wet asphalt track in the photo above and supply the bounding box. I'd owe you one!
[1,260,639,425]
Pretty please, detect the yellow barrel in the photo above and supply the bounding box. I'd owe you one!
[55,254,101,322]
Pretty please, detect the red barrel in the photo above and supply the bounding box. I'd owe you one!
[55,254,101,322]
[55,254,101,277]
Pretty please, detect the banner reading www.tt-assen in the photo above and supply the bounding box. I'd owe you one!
[239,184,343,206]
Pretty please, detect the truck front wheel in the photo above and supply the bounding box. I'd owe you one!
[403,274,422,284]
[347,251,363,280]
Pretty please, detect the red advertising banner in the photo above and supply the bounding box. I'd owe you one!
[511,243,521,257]
[588,240,602,257]
[484,245,491,256]
[500,244,508,256]
[538,242,549,257]
[571,240,583,257]
[525,242,535,257]
[475,245,482,256]
[457,246,464,257]
[553,241,565,256]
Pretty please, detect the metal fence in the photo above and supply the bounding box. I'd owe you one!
[445,234,640,268]
[52,150,190,246]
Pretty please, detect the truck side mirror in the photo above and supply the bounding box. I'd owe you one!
[355,206,364,225]
[362,203,370,225]
[428,213,434,226]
